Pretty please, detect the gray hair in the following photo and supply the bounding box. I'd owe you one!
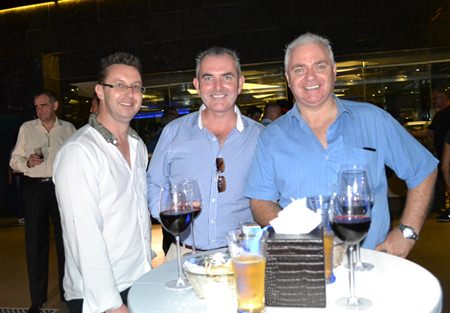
[284,33,335,72]
[195,47,241,78]
[35,90,57,104]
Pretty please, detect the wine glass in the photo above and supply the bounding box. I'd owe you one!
[159,186,194,290]
[331,168,372,309]
[175,179,202,255]
[340,165,375,272]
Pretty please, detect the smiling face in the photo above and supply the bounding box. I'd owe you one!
[193,54,244,115]
[285,42,336,111]
[95,64,143,126]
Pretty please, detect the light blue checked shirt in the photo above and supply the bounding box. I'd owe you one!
[147,105,264,250]
[245,96,438,249]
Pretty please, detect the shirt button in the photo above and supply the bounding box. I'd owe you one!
[325,156,329,161]
[210,219,215,224]
[211,198,216,203]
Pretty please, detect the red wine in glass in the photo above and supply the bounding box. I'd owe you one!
[160,209,194,235]
[331,215,371,244]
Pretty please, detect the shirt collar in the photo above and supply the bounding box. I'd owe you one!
[34,117,62,129]
[197,104,245,132]
[88,114,140,146]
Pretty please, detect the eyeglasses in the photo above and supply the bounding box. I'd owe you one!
[216,157,226,193]
[99,82,146,94]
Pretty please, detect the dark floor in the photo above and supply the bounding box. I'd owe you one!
[0,197,449,312]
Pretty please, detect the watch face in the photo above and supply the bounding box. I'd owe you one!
[400,224,418,240]
[404,228,413,238]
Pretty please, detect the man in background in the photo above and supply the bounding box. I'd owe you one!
[245,33,437,258]
[53,52,151,313]
[10,90,76,313]
[147,47,263,259]
[261,102,282,126]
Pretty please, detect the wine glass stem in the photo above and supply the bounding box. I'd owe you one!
[347,244,358,305]
[190,223,196,254]
[355,242,363,266]
[175,235,185,286]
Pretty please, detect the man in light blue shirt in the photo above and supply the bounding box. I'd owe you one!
[245,33,437,258]
[147,47,263,258]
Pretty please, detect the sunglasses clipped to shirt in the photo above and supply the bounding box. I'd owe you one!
[216,157,226,193]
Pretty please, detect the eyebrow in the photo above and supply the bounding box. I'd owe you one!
[201,72,235,79]
[292,60,328,69]
[34,102,49,107]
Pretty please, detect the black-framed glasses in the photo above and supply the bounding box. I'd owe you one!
[99,82,146,94]
[216,157,226,193]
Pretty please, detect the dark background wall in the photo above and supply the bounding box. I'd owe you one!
[1,0,450,113]
[0,0,450,214]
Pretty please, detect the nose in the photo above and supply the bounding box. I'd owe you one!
[124,85,135,96]
[213,78,223,90]
[305,67,316,80]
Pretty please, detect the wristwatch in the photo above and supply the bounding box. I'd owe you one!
[398,224,419,240]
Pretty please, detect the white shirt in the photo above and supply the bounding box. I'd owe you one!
[10,118,76,177]
[53,119,151,313]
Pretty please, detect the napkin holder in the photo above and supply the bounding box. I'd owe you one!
[265,227,326,307]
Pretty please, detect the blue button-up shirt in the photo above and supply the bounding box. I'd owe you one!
[147,105,264,250]
[245,96,438,248]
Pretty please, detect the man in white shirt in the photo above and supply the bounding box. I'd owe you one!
[53,52,151,313]
[10,90,76,313]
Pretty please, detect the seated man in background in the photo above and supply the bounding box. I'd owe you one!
[147,46,263,260]
[245,32,437,258]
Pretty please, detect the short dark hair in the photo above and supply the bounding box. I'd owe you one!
[195,46,241,78]
[35,90,57,103]
[98,52,142,83]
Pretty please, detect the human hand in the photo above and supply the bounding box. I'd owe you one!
[106,304,128,313]
[375,227,416,258]
[27,154,44,168]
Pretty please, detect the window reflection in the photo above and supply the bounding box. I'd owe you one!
[61,48,450,142]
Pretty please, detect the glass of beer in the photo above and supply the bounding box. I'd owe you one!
[307,195,335,283]
[227,229,268,313]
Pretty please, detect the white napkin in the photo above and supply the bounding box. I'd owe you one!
[269,198,321,234]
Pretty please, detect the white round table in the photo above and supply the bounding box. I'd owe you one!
[128,249,442,313]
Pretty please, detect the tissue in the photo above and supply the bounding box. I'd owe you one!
[270,198,321,234]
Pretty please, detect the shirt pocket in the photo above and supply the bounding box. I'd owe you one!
[340,145,379,189]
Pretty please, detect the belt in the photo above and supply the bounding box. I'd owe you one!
[26,177,53,183]
[181,243,227,252]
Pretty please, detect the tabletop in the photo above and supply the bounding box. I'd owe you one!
[128,248,442,313]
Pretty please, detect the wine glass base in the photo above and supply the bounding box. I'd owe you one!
[165,278,192,291]
[344,262,375,271]
[336,297,372,310]
[355,262,374,271]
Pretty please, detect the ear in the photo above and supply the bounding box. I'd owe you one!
[95,84,105,101]
[53,101,59,111]
[238,75,245,94]
[285,72,291,88]
[193,78,200,94]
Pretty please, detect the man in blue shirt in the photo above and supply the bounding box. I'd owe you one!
[147,47,264,259]
[245,33,437,258]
